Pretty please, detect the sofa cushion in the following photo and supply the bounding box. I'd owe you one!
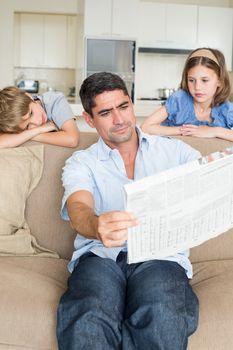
[0,145,58,257]
[0,256,69,349]
[189,260,233,350]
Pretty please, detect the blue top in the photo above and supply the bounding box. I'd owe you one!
[162,89,233,129]
[61,127,201,277]
[33,91,74,129]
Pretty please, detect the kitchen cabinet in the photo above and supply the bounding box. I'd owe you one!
[84,0,139,38]
[197,6,233,71]
[138,3,198,49]
[15,14,44,67]
[14,13,77,69]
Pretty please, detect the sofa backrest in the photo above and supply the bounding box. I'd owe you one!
[25,133,233,262]
[25,132,99,260]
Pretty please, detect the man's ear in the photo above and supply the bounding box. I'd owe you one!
[83,111,95,128]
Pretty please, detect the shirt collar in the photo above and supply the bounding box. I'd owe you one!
[96,126,151,160]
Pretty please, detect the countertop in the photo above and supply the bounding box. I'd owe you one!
[69,99,162,118]
[70,100,162,132]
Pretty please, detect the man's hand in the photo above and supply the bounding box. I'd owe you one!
[97,211,138,247]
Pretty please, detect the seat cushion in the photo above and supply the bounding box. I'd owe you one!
[0,257,69,349]
[188,260,233,350]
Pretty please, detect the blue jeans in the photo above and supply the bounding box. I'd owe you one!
[57,252,198,350]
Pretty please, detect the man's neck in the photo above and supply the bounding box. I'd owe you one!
[118,134,139,180]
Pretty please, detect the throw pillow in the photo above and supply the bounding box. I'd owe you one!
[0,145,58,257]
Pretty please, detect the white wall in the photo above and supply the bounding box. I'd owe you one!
[136,53,187,98]
[141,0,232,6]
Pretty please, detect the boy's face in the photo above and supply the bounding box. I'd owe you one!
[18,101,48,130]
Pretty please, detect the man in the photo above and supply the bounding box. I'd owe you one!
[57,72,199,350]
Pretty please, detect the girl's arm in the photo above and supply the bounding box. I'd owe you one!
[141,105,182,136]
[0,122,57,148]
[32,119,80,147]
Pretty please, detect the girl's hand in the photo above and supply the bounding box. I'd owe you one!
[180,124,217,138]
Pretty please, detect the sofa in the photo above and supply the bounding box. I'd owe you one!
[0,132,233,350]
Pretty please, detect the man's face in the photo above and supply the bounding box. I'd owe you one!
[84,89,136,147]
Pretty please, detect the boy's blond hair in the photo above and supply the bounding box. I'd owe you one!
[0,86,32,133]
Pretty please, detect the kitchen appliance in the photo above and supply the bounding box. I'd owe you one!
[17,80,39,93]
[85,38,136,102]
[158,88,175,99]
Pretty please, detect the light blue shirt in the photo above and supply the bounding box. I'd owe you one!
[163,89,233,129]
[61,128,201,277]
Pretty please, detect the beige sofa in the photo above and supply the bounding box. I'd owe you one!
[0,132,233,350]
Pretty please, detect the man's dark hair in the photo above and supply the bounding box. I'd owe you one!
[79,72,129,117]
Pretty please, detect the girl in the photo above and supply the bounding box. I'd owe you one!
[141,48,233,141]
[0,87,80,148]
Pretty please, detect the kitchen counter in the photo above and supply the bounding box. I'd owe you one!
[70,100,162,132]
[70,100,162,118]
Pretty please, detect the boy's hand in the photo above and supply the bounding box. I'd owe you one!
[31,121,58,133]
[96,211,138,247]
[31,122,58,141]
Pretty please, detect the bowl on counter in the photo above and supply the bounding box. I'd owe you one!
[158,88,175,99]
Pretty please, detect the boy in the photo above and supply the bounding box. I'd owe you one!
[0,86,79,148]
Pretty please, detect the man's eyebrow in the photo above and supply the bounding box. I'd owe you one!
[97,101,129,115]
[97,107,113,115]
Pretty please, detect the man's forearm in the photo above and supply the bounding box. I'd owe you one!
[67,201,99,239]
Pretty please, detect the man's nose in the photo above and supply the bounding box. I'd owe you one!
[112,110,124,124]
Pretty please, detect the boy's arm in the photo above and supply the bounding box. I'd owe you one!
[0,122,57,148]
[141,105,182,136]
[67,190,138,247]
[32,119,80,147]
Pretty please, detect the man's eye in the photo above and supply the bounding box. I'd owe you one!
[120,104,128,110]
[29,111,33,117]
[100,111,110,117]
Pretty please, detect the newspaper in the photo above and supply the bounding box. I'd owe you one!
[124,147,233,264]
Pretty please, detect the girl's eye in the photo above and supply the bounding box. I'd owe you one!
[29,111,33,118]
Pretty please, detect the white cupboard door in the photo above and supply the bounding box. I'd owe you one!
[44,15,67,68]
[19,14,44,67]
[138,2,166,46]
[112,0,139,38]
[84,0,112,36]
[166,4,197,49]
[67,16,77,69]
[197,6,233,70]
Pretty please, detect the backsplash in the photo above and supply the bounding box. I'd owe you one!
[135,53,188,99]
[14,67,76,97]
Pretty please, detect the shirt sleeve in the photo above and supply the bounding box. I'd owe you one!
[42,91,74,129]
[223,101,233,129]
[162,89,191,126]
[61,152,95,220]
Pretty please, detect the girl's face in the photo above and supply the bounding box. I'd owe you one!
[187,64,221,105]
[18,101,48,130]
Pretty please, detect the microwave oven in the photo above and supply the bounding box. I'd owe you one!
[17,80,39,93]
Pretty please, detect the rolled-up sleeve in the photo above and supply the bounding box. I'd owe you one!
[61,152,94,220]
